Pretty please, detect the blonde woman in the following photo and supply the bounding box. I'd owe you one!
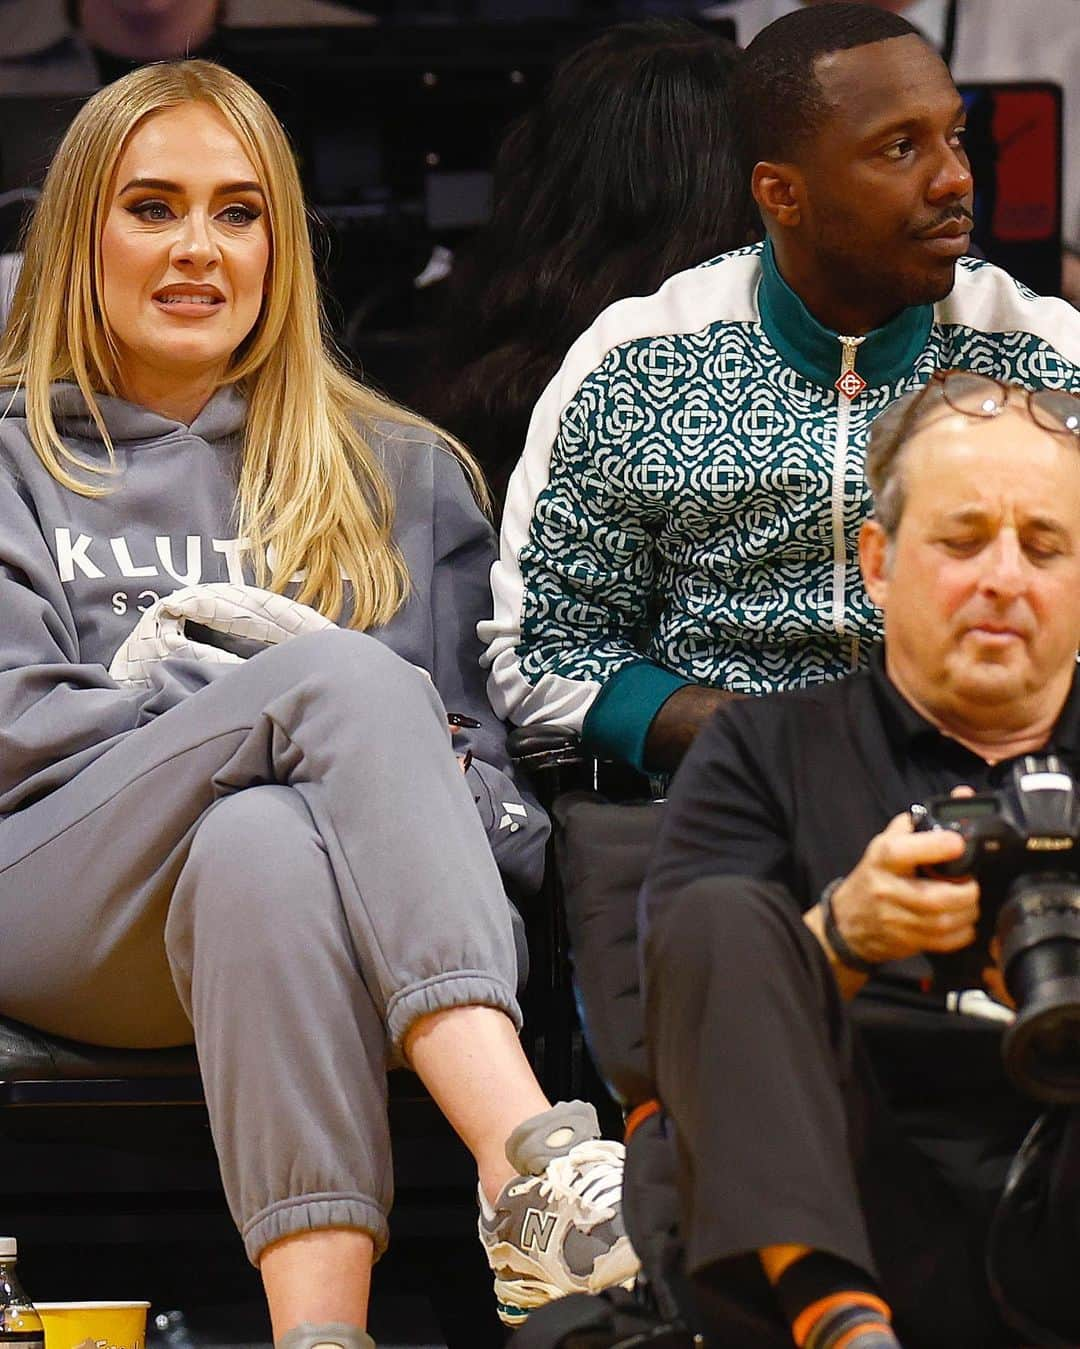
[0,62,636,1349]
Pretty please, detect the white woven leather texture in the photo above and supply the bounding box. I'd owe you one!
[108,582,336,686]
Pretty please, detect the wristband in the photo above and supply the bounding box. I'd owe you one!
[819,877,879,975]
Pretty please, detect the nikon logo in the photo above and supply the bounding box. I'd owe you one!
[1025,837,1074,851]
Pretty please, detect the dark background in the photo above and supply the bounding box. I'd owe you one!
[0,17,1063,410]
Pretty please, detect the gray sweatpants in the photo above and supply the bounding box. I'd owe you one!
[0,631,521,1261]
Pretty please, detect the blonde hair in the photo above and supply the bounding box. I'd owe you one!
[0,60,488,628]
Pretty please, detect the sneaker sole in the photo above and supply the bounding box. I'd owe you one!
[493,1272,637,1327]
[495,1300,532,1328]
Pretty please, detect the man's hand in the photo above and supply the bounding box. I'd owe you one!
[827,811,980,968]
[644,685,745,773]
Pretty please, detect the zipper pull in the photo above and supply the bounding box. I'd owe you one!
[834,335,867,399]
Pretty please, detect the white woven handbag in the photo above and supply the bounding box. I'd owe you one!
[108,582,336,686]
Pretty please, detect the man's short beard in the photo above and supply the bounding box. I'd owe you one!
[891,262,959,311]
[815,230,959,324]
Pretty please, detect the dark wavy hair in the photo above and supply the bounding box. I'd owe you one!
[418,18,758,506]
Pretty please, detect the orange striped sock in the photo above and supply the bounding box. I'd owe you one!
[793,1292,898,1349]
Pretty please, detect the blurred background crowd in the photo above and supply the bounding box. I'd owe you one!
[0,0,1076,500]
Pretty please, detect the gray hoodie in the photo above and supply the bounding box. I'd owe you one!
[0,382,548,892]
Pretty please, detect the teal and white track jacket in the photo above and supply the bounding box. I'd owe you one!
[480,241,1080,771]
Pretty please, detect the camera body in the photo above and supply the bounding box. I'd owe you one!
[911,754,1080,1101]
[911,754,1080,932]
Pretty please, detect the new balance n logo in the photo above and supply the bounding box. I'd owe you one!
[521,1208,557,1253]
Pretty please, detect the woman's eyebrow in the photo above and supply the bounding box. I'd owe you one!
[215,180,265,196]
[117,176,181,193]
[117,176,264,195]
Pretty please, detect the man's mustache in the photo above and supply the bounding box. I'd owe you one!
[918,206,976,233]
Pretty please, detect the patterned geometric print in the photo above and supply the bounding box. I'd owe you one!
[517,309,1075,698]
[699,243,760,270]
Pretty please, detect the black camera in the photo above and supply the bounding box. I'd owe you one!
[911,753,1080,1103]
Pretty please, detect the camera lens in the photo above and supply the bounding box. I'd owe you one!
[1004,983,1080,1101]
[999,879,1080,1102]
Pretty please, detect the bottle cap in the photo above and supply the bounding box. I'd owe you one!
[0,1238,16,1258]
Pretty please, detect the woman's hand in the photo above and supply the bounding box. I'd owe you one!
[447,712,480,773]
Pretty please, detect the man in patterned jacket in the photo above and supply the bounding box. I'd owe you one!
[480,2,1080,774]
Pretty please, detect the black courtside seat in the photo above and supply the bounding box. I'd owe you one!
[0,1014,202,1107]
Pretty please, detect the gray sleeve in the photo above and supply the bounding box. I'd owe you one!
[0,463,226,812]
[428,447,551,896]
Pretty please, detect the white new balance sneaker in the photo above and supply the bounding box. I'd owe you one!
[478,1102,639,1327]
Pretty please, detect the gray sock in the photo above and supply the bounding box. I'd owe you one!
[505,1099,601,1176]
[277,1322,375,1349]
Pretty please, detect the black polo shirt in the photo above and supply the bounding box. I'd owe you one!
[645,645,1080,921]
[642,647,1080,1158]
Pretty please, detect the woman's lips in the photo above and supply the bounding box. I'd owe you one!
[152,293,225,316]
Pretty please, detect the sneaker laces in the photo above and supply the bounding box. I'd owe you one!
[535,1139,624,1220]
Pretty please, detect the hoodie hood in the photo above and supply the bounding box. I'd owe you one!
[1,381,248,445]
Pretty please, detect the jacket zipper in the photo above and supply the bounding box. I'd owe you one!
[831,335,865,647]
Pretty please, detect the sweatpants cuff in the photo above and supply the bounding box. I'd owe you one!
[242,1193,391,1266]
[385,970,522,1052]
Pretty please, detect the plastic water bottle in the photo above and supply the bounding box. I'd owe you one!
[152,1310,195,1349]
[0,1239,43,1349]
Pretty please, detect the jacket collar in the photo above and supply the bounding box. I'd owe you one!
[757,238,933,390]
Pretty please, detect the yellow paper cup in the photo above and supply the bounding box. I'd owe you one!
[35,1302,150,1349]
